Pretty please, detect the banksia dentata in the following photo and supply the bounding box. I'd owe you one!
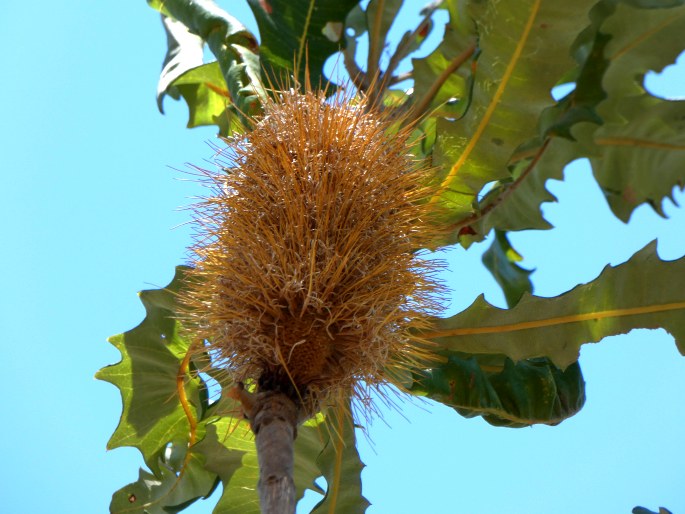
[181,83,442,422]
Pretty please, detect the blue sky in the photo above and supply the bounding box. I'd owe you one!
[1,1,684,513]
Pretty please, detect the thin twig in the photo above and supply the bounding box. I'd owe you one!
[371,3,441,106]
[345,2,436,99]
[384,3,440,84]
[366,0,386,85]
[446,137,552,236]
[343,44,372,92]
[296,0,316,73]
[408,41,477,123]
[390,70,412,85]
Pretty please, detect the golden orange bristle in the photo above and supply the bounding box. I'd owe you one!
[181,82,443,418]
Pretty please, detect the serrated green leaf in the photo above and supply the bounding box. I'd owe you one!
[311,407,368,514]
[97,267,201,475]
[482,230,533,308]
[465,27,611,239]
[601,1,685,99]
[591,1,685,220]
[469,120,600,238]
[168,61,236,134]
[430,0,598,230]
[97,268,221,512]
[148,0,257,49]
[101,265,332,513]
[294,415,328,500]
[472,154,558,234]
[192,414,260,514]
[593,96,685,220]
[148,0,263,132]
[157,15,205,114]
[246,0,358,86]
[411,353,585,427]
[110,451,218,514]
[425,242,685,369]
[473,0,685,234]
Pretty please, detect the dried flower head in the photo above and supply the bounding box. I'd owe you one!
[181,84,442,418]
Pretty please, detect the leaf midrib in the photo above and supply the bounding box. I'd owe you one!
[430,0,543,204]
[425,300,685,338]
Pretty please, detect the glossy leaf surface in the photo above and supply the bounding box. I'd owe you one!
[149,0,263,131]
[482,230,533,308]
[470,0,685,237]
[246,0,358,86]
[428,0,598,231]
[411,353,585,427]
[591,1,685,221]
[311,405,369,514]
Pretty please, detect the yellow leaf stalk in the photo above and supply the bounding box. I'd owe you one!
[180,82,443,420]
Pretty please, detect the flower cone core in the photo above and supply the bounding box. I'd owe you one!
[182,86,441,413]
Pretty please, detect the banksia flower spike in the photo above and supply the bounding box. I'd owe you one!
[182,83,442,422]
[180,80,444,512]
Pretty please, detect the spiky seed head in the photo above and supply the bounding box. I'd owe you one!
[181,85,442,417]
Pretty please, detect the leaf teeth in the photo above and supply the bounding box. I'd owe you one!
[427,241,685,369]
[420,0,600,238]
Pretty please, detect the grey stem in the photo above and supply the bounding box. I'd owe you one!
[249,391,301,514]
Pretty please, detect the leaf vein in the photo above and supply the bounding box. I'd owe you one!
[431,0,542,204]
[426,301,685,338]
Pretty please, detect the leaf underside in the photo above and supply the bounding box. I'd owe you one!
[149,0,685,240]
[411,353,586,428]
[98,268,369,513]
[111,0,685,511]
[427,242,685,369]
